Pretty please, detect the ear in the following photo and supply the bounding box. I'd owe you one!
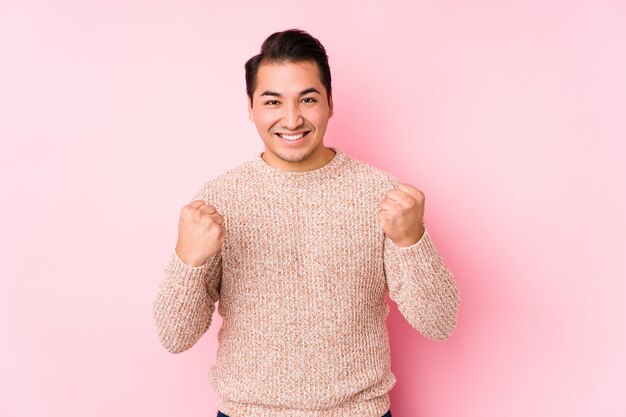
[247,96,254,122]
[328,94,334,118]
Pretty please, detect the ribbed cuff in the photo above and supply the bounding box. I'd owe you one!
[167,250,221,285]
[384,226,442,266]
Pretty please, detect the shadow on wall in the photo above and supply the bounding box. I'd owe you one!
[323,80,396,168]
[386,215,522,415]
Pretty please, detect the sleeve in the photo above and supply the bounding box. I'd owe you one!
[382,179,460,341]
[152,184,223,353]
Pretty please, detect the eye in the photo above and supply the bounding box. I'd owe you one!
[300,97,317,104]
[264,100,280,106]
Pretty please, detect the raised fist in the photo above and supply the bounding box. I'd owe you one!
[174,200,226,267]
[378,183,426,247]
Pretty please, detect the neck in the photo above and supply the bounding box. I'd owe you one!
[261,145,336,172]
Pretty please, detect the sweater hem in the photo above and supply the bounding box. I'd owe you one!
[216,393,390,417]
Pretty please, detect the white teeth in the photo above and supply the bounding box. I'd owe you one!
[279,133,305,140]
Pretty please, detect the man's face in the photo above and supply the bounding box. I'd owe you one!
[248,60,333,171]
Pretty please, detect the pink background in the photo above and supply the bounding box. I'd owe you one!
[1,1,625,416]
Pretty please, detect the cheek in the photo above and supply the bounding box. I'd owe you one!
[306,109,331,127]
[253,112,275,131]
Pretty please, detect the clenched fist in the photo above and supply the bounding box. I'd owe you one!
[175,200,226,267]
[378,183,426,247]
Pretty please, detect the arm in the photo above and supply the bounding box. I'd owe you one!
[380,173,460,341]
[152,186,223,353]
[383,227,459,340]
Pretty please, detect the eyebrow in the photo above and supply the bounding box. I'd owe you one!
[260,88,321,97]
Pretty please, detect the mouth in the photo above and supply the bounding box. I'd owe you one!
[274,131,311,143]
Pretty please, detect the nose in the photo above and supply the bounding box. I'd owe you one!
[281,103,304,130]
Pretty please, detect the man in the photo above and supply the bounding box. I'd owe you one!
[153,29,460,417]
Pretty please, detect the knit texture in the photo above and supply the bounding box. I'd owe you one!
[153,146,460,417]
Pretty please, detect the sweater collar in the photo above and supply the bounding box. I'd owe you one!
[252,146,347,180]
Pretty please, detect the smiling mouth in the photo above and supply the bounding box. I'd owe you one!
[275,131,310,141]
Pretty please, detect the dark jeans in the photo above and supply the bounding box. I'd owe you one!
[217,410,392,417]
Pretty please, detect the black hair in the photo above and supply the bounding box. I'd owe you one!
[245,29,332,106]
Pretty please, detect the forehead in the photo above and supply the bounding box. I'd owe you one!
[255,61,324,96]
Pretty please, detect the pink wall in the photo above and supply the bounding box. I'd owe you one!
[1,1,624,416]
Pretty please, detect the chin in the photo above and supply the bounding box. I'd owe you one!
[277,151,311,163]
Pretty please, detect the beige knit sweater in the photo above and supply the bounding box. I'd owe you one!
[153,146,460,417]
